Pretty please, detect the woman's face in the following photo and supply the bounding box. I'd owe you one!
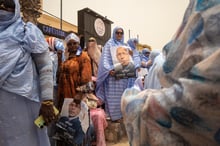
[67,40,79,53]
[115,29,124,41]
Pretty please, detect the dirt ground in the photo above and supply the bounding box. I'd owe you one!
[106,136,129,146]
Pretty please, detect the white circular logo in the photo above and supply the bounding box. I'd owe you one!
[94,18,105,36]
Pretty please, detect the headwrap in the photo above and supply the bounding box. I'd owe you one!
[65,33,82,56]
[65,33,80,44]
[112,26,124,44]
[127,38,141,69]
[127,38,138,50]
[142,48,151,54]
[149,50,160,63]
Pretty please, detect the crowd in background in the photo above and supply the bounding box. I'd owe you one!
[45,26,164,146]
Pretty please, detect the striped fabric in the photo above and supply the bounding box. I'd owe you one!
[46,37,56,51]
[96,27,135,121]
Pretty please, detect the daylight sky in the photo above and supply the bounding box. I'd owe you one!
[43,0,189,50]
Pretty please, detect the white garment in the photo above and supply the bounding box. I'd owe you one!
[144,53,165,89]
[138,67,148,77]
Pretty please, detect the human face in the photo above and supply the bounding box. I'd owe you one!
[115,29,124,41]
[67,40,79,53]
[116,47,130,66]
[68,102,81,117]
[145,52,150,57]
[87,38,96,48]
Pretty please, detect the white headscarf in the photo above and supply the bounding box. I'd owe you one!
[65,33,80,43]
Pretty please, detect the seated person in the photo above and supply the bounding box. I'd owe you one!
[54,94,85,146]
[82,76,108,146]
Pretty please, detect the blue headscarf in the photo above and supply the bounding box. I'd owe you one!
[0,0,49,101]
[127,38,138,50]
[112,26,124,45]
[65,33,82,56]
[127,38,141,69]
[141,48,151,63]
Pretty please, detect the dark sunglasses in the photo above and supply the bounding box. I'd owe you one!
[116,31,124,35]
[67,42,78,46]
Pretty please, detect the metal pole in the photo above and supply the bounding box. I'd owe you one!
[60,0,62,30]
[128,29,131,39]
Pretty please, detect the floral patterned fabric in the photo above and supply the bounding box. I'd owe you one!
[121,0,220,145]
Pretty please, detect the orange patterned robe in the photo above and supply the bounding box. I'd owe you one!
[57,51,92,110]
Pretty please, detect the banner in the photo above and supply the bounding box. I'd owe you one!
[110,46,136,79]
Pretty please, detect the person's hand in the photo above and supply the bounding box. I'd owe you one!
[55,40,65,51]
[146,60,152,66]
[109,70,115,76]
[39,100,58,126]
[97,98,103,106]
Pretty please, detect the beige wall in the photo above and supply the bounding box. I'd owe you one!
[38,0,77,33]
[38,14,78,33]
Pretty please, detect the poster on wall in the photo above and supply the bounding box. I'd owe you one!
[110,46,136,79]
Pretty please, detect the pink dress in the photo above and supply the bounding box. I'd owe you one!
[90,108,108,146]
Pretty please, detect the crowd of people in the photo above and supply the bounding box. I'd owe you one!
[2,0,220,146]
[0,0,163,146]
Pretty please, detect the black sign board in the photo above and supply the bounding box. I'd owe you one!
[37,23,68,39]
[78,7,113,46]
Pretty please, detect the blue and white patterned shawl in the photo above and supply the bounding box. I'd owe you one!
[0,0,49,101]
[96,26,135,120]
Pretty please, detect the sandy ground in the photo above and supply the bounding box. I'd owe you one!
[106,136,129,146]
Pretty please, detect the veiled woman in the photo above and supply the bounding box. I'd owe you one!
[95,26,135,121]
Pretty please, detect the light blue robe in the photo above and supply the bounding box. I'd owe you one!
[95,27,135,121]
[0,0,52,146]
